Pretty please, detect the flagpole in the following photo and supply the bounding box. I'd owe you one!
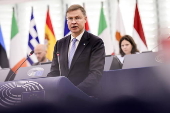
[66,4,68,9]
[12,7,17,23]
[64,4,70,36]
[101,1,103,8]
[47,5,49,11]
[65,4,68,17]
[83,3,85,8]
[14,4,18,22]
[31,6,33,16]
[65,3,68,18]
[83,3,90,32]
[12,7,14,14]
[154,0,160,51]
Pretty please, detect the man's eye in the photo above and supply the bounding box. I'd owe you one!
[75,17,80,19]
[67,18,72,20]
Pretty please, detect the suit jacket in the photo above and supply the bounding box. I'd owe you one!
[47,31,105,94]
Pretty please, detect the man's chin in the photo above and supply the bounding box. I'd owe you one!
[71,30,78,33]
[70,29,79,32]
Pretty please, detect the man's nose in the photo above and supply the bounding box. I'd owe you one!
[71,19,77,23]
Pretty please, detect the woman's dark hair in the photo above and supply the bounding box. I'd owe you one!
[119,35,139,57]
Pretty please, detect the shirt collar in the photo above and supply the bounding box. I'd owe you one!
[70,30,85,42]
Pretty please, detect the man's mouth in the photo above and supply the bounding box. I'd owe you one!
[71,26,77,28]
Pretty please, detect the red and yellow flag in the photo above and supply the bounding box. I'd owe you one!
[45,7,56,61]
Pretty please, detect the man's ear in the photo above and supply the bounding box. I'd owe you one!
[85,16,87,23]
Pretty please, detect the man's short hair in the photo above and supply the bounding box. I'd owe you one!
[66,4,86,16]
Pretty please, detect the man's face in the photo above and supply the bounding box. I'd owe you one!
[34,49,46,62]
[66,9,86,37]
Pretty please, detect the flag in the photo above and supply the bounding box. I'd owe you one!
[10,8,27,72]
[114,4,126,54]
[98,4,113,55]
[45,7,56,60]
[83,3,90,32]
[64,4,70,37]
[132,3,147,52]
[0,25,9,68]
[64,17,70,36]
[27,8,40,65]
[85,19,90,32]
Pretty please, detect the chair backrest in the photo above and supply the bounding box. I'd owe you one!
[104,55,113,71]
[104,55,122,71]
[122,52,161,69]
[110,56,122,70]
[0,68,11,82]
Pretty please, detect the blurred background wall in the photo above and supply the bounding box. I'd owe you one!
[0,0,168,58]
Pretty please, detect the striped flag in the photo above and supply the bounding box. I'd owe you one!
[27,8,40,65]
[114,3,126,54]
[10,8,27,72]
[132,3,147,52]
[98,3,113,55]
[64,17,70,36]
[83,3,90,32]
[85,19,90,32]
[45,7,56,60]
[64,4,70,37]
[0,25,9,68]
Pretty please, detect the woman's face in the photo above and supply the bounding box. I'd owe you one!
[121,40,133,55]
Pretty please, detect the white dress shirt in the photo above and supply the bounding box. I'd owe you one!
[68,30,85,58]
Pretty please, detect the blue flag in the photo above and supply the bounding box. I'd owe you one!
[64,17,70,37]
[0,25,9,68]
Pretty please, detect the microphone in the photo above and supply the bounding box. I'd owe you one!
[8,50,34,81]
[56,52,61,76]
[29,50,34,56]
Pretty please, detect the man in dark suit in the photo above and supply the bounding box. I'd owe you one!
[47,4,105,95]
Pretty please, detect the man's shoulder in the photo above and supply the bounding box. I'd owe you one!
[57,35,70,43]
[61,35,70,41]
[87,32,98,38]
[86,32,103,42]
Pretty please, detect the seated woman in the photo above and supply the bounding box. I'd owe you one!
[110,35,139,70]
[117,35,139,64]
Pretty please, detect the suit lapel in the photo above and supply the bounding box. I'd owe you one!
[63,35,71,74]
[69,31,90,71]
